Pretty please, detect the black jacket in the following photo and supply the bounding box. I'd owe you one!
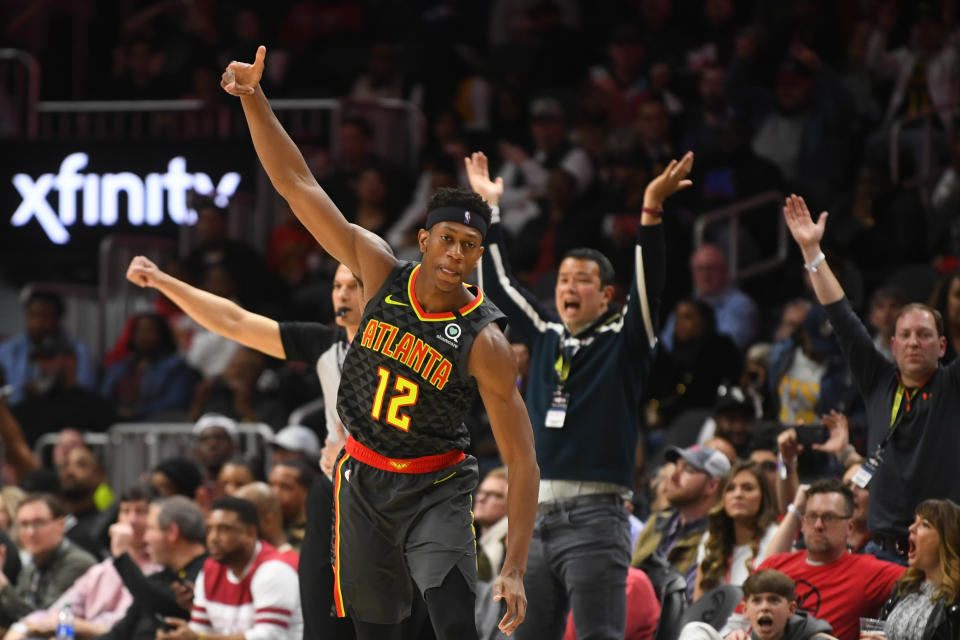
[880,587,960,640]
[92,552,207,640]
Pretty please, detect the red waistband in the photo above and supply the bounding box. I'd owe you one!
[345,436,465,474]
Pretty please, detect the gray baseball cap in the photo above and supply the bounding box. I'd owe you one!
[665,444,731,478]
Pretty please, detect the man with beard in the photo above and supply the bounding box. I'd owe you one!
[58,446,109,559]
[267,460,313,551]
[631,444,729,601]
[757,479,903,640]
[158,497,301,640]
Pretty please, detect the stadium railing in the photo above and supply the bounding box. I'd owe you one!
[692,190,786,282]
[888,100,959,209]
[35,422,275,492]
[0,48,39,138]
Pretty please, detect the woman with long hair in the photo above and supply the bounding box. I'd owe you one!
[693,460,779,602]
[929,272,960,365]
[100,313,197,419]
[878,498,960,640]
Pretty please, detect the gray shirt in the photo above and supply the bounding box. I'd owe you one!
[0,538,96,626]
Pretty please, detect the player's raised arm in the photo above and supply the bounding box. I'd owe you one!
[221,46,393,290]
[468,324,539,636]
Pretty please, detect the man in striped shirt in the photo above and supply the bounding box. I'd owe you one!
[158,497,301,640]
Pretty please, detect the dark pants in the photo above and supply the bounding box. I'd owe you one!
[514,500,630,640]
[302,476,437,640]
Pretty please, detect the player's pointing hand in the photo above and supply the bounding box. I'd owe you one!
[221,45,266,97]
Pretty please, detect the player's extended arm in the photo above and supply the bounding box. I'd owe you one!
[469,324,539,636]
[126,256,284,359]
[221,46,393,290]
[783,194,844,305]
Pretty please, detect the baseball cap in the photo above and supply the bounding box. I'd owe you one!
[713,385,754,417]
[193,413,238,441]
[801,305,839,357]
[271,425,320,458]
[665,444,731,478]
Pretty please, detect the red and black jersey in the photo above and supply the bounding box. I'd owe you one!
[336,260,506,459]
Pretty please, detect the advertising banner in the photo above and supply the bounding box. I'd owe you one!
[0,141,257,283]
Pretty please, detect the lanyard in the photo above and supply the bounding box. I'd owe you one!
[888,383,907,427]
[552,312,621,385]
[880,377,927,454]
[553,339,577,385]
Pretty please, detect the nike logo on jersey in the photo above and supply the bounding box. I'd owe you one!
[385,294,408,306]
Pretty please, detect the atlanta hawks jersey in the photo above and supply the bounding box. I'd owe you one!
[336,260,507,459]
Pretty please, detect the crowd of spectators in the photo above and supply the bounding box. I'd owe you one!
[1,0,960,639]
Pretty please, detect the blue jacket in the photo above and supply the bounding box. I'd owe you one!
[100,353,196,418]
[0,333,96,404]
[478,215,664,488]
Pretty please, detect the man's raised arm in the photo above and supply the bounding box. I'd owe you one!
[783,194,892,388]
[783,194,845,305]
[221,46,393,290]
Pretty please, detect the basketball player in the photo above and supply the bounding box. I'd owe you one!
[221,46,540,640]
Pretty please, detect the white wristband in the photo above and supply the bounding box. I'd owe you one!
[490,205,500,224]
[804,251,826,273]
[787,503,802,520]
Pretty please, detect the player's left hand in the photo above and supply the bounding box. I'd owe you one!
[493,570,527,635]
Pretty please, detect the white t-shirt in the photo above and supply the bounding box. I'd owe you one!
[777,346,827,425]
[695,522,779,587]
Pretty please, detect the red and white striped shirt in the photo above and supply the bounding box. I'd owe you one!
[190,541,302,639]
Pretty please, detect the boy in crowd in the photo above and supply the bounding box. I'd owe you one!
[679,569,837,640]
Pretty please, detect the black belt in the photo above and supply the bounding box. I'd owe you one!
[536,493,621,517]
[875,535,908,556]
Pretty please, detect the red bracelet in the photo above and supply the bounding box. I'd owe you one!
[642,206,662,216]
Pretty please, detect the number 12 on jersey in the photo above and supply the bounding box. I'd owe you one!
[371,367,420,431]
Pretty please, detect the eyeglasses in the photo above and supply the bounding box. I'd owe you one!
[802,512,852,526]
[758,461,778,472]
[17,519,55,532]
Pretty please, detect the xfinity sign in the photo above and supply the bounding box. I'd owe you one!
[10,152,242,244]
